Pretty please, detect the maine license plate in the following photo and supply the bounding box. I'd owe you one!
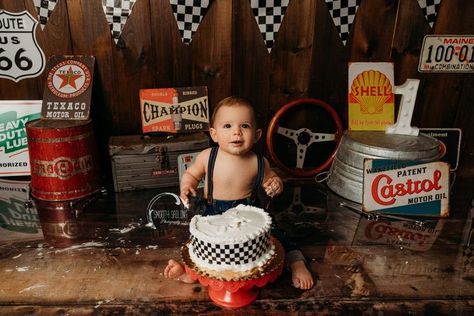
[418,35,474,73]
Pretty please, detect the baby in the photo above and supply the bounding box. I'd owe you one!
[164,96,314,290]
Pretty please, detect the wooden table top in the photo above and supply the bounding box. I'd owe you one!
[1,179,473,315]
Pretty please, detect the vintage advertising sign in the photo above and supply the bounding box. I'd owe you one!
[362,160,450,217]
[353,217,445,252]
[0,179,42,242]
[41,55,95,120]
[419,35,474,73]
[420,128,462,171]
[0,100,41,176]
[140,86,209,134]
[348,62,395,131]
[178,152,204,188]
[0,10,46,82]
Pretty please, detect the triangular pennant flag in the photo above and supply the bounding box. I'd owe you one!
[417,0,441,29]
[325,0,361,46]
[250,0,290,52]
[102,0,137,44]
[170,0,211,44]
[33,0,58,30]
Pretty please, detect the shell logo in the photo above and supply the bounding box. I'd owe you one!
[349,70,394,114]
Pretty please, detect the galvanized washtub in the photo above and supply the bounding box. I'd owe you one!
[326,131,443,203]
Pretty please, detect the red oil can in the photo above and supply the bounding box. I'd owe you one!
[26,119,100,201]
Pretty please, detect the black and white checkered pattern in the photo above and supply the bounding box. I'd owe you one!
[170,0,211,44]
[102,0,136,44]
[191,232,271,266]
[417,0,441,29]
[325,0,361,46]
[250,0,290,51]
[33,0,58,29]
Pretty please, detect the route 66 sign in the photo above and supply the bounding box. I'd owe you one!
[0,10,46,82]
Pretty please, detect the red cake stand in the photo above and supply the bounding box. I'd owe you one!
[181,237,284,308]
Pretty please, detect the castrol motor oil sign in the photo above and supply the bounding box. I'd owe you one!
[362,159,450,217]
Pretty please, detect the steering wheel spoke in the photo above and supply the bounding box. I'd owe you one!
[295,144,308,168]
[308,132,336,146]
[276,126,299,143]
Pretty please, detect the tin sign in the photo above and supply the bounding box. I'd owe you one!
[0,100,41,176]
[353,217,445,252]
[420,128,462,171]
[348,62,395,131]
[0,10,46,82]
[363,159,450,217]
[41,55,95,120]
[0,179,42,242]
[140,86,209,134]
[419,35,474,73]
[178,152,204,188]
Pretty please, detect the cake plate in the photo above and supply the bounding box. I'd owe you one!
[181,237,284,308]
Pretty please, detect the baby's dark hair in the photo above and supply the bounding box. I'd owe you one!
[211,96,259,127]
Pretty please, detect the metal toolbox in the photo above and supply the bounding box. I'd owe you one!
[109,133,209,192]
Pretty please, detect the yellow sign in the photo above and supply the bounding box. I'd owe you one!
[348,63,394,131]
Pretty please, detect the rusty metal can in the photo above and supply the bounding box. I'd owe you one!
[26,119,100,201]
[34,198,89,247]
[327,131,442,203]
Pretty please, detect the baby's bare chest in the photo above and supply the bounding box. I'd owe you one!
[211,159,258,188]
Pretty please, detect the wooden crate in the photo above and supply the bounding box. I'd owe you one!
[109,133,209,192]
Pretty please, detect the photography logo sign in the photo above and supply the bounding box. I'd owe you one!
[146,192,189,228]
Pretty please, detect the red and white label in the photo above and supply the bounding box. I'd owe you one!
[363,160,450,217]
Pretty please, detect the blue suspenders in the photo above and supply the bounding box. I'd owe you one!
[206,147,264,205]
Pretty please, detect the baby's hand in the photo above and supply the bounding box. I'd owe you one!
[263,177,283,197]
[180,185,196,208]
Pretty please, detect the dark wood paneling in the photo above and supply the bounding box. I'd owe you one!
[0,0,472,175]
[191,0,232,108]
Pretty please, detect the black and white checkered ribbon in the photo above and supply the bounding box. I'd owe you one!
[170,0,211,44]
[325,0,361,46]
[417,0,441,29]
[102,0,136,44]
[191,232,271,266]
[33,0,58,30]
[250,0,290,52]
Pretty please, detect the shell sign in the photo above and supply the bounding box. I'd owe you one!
[348,63,395,131]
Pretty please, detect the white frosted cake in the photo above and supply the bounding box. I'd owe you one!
[188,204,275,276]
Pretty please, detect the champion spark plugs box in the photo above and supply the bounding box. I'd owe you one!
[140,86,209,134]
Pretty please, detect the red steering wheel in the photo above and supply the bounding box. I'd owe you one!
[266,98,343,177]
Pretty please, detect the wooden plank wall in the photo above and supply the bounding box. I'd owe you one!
[1,0,473,176]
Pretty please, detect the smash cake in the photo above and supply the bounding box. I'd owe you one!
[187,204,277,280]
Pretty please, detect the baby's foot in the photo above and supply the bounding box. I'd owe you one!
[163,259,195,283]
[290,260,314,290]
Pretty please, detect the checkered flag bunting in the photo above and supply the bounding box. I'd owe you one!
[417,0,442,29]
[250,0,290,52]
[325,0,361,46]
[33,0,58,30]
[102,0,137,44]
[170,0,211,44]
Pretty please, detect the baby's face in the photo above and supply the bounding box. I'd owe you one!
[210,104,261,156]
